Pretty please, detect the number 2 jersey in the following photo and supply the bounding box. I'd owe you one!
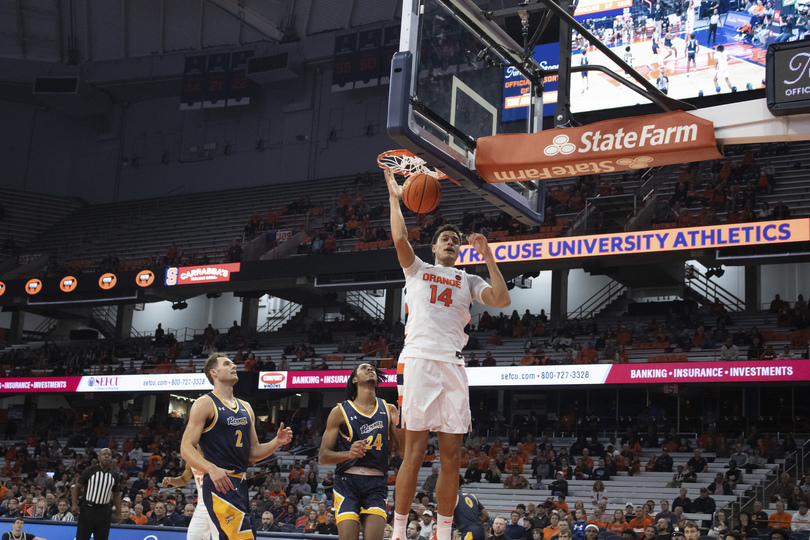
[198,391,252,474]
[335,398,391,477]
[402,256,490,363]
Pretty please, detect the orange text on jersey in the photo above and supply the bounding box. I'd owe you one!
[422,273,461,288]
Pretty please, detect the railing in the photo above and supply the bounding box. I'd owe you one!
[90,305,118,338]
[345,291,386,321]
[567,280,627,320]
[684,264,745,311]
[626,168,660,230]
[257,301,303,333]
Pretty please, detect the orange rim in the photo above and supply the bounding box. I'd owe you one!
[377,149,449,180]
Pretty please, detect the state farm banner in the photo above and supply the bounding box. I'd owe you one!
[165,263,240,286]
[455,218,810,265]
[475,110,721,182]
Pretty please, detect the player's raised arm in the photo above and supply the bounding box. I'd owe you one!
[318,406,366,465]
[385,167,415,269]
[244,402,292,462]
[468,233,510,308]
[181,396,234,493]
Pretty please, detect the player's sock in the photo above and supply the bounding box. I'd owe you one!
[437,514,453,540]
[393,512,408,540]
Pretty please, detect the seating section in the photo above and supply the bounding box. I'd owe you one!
[0,188,85,265]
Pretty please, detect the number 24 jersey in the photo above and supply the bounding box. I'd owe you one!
[401,256,490,363]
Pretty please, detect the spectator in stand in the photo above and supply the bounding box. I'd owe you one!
[793,502,810,531]
[773,474,798,505]
[654,450,673,473]
[752,500,770,531]
[772,201,791,220]
[770,501,793,529]
[747,338,765,360]
[691,488,716,514]
[686,450,708,473]
[769,294,790,313]
[716,337,738,361]
[654,501,677,529]
[708,473,732,496]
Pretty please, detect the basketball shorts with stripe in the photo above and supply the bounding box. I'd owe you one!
[333,473,389,524]
[202,474,255,540]
[397,356,471,433]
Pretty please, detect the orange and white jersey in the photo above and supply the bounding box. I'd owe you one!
[401,256,489,363]
[192,466,206,499]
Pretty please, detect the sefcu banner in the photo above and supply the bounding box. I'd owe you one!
[476,110,721,181]
[0,374,212,393]
[0,363,805,393]
[259,360,810,389]
[456,218,809,265]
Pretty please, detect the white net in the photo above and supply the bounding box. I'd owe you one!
[377,152,446,179]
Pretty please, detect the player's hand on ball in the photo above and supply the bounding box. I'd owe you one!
[384,167,404,200]
[349,440,367,459]
[162,477,172,488]
[468,233,490,256]
[277,422,293,445]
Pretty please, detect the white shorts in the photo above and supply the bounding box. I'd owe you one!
[187,500,216,540]
[397,356,471,433]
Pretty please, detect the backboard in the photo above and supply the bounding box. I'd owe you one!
[388,0,778,225]
[388,0,547,224]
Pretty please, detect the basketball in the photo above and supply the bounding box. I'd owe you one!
[402,172,442,214]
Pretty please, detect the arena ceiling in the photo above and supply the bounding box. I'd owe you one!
[0,0,406,63]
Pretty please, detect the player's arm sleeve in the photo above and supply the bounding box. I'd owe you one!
[403,256,425,278]
[468,275,491,304]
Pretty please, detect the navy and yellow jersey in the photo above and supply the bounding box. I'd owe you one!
[454,492,485,540]
[199,392,252,474]
[334,398,390,476]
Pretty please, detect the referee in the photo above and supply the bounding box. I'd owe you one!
[70,448,122,540]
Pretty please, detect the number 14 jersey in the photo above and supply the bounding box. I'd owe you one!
[401,256,490,363]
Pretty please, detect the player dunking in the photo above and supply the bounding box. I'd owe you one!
[319,363,399,540]
[181,352,292,540]
[163,449,216,540]
[383,167,510,540]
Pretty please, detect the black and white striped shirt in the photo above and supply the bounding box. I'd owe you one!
[78,465,119,505]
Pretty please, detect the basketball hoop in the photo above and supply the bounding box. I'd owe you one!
[377,149,448,180]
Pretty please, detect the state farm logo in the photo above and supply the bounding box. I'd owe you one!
[616,156,654,169]
[544,135,577,156]
[261,373,285,385]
